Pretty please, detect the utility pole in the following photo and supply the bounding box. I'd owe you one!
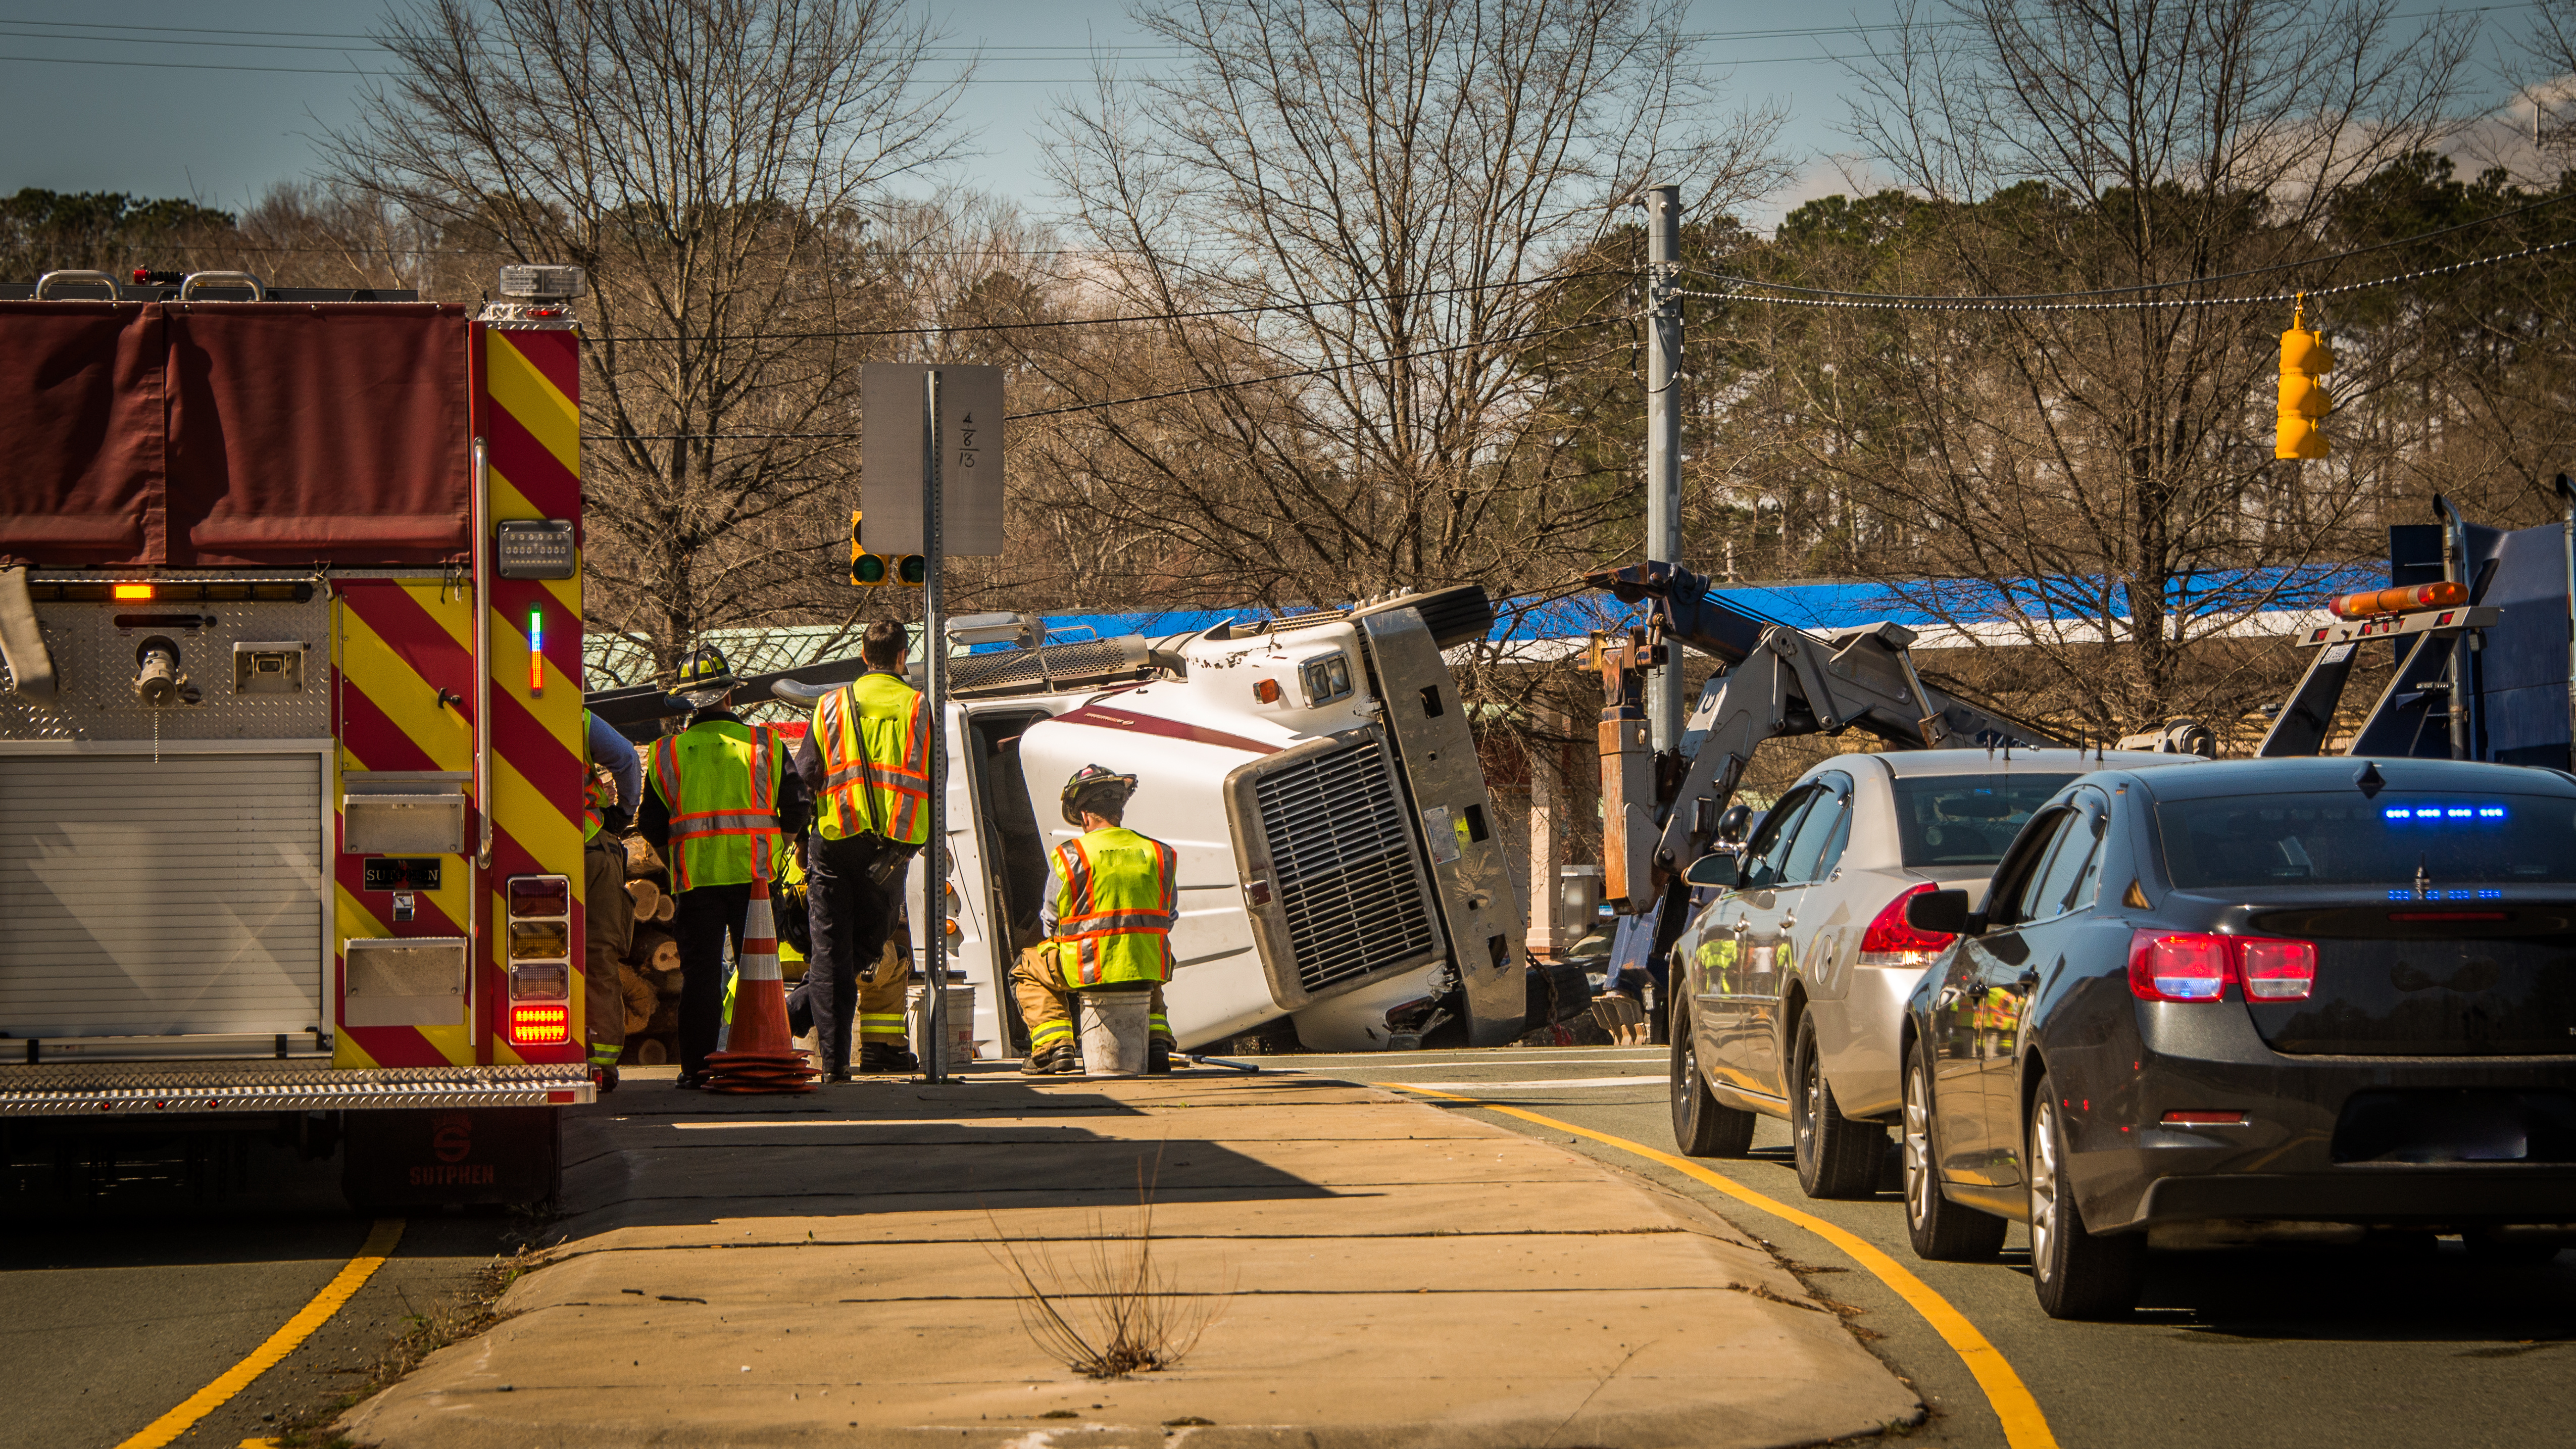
[921,369,950,1083]
[1643,183,1684,752]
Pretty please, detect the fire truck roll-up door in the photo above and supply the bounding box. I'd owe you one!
[0,751,327,1042]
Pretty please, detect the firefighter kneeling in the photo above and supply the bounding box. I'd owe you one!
[1015,765,1177,1075]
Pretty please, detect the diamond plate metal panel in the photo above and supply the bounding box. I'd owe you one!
[0,585,331,741]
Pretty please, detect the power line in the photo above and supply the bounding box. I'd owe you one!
[1695,187,2576,309]
[1684,233,2576,312]
[587,268,1610,344]
[593,318,1604,438]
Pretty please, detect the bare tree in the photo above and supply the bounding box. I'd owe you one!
[1031,0,1786,614]
[1808,0,2476,743]
[324,0,969,676]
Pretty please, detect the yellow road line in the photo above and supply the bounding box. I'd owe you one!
[116,1218,407,1449]
[1379,1083,2058,1449]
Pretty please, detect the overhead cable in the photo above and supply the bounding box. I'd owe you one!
[1689,187,2576,310]
[596,318,1604,438]
[585,268,1610,345]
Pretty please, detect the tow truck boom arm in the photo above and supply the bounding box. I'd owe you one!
[1587,562,2062,910]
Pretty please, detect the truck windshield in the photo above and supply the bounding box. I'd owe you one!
[1892,774,2078,868]
[2157,791,2576,889]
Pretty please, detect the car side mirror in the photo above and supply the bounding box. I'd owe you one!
[1683,853,1740,889]
[1905,888,1975,937]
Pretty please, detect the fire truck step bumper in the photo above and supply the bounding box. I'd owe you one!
[0,1063,595,1117]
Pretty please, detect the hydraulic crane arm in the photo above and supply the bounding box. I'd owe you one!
[1586,561,2062,911]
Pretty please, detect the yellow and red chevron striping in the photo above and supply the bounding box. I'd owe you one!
[334,577,478,1068]
[476,325,585,1065]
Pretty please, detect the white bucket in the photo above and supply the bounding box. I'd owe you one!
[1077,990,1155,1077]
[906,980,977,1075]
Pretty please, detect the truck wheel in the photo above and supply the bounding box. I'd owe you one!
[1792,1014,1887,1200]
[1903,1043,2005,1262]
[2028,1072,2143,1319]
[1671,1003,1755,1157]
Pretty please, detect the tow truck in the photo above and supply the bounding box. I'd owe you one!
[0,265,596,1207]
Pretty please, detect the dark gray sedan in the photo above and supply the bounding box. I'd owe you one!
[1898,755,2576,1319]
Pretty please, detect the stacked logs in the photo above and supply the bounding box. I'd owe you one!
[616,835,685,1066]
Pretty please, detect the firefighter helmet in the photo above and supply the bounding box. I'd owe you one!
[675,644,739,707]
[1060,764,1138,826]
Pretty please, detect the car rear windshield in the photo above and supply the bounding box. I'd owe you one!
[1891,774,2079,867]
[2157,791,2576,889]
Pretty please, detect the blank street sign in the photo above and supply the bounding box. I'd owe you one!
[860,362,1005,557]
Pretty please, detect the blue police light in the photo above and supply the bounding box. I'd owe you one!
[2384,802,2510,824]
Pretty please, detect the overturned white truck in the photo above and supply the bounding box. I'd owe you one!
[603,585,1566,1054]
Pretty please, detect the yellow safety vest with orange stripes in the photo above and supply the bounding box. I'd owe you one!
[812,672,931,845]
[1049,825,1177,988]
[648,720,784,892]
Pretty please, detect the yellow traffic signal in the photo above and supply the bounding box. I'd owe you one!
[2276,302,2334,460]
[848,510,923,587]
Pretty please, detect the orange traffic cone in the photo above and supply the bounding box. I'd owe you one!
[702,872,817,1093]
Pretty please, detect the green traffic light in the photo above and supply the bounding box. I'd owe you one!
[852,554,888,585]
[898,555,927,586]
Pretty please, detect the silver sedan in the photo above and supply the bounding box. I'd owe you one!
[1668,748,2205,1198]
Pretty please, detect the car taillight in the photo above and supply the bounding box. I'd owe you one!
[1858,882,1952,966]
[2238,939,2317,1000]
[2127,930,2316,1003]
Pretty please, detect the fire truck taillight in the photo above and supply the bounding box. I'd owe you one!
[505,873,575,1043]
[112,583,154,601]
[510,1003,571,1044]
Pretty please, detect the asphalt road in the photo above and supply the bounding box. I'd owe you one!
[1283,1044,2576,1449]
[1,1130,512,1449]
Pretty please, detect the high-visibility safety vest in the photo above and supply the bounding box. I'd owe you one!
[1048,825,1178,988]
[648,720,785,892]
[812,672,931,845]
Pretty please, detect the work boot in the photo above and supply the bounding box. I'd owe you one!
[1147,1042,1172,1075]
[859,1042,920,1075]
[1020,1046,1060,1075]
[591,1064,621,1094]
[1052,1047,1084,1075]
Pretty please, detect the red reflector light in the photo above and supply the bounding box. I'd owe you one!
[2127,931,2317,1003]
[1859,882,1952,963]
[2161,1110,2248,1125]
[508,876,569,917]
[508,1003,570,1045]
[111,583,154,601]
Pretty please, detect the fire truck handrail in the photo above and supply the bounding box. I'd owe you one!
[179,270,266,302]
[32,270,117,301]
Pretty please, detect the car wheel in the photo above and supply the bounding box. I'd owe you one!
[1902,1041,2005,1262]
[1671,1002,1756,1158]
[1792,1013,1887,1200]
[2028,1072,2144,1319]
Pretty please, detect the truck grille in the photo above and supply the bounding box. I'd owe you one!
[1253,738,1438,993]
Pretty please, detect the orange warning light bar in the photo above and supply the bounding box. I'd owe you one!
[2329,581,2467,620]
[111,583,154,601]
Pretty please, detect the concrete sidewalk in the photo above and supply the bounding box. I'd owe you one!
[339,1065,1918,1449]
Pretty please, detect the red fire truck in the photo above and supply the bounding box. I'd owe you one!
[0,266,595,1207]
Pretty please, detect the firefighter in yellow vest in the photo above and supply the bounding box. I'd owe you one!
[579,708,638,1092]
[1012,765,1178,1075]
[791,620,928,1080]
[638,646,806,1088]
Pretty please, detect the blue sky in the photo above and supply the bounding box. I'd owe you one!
[0,2,2550,237]
[0,0,1916,229]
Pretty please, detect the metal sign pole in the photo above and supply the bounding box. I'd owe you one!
[921,369,949,1084]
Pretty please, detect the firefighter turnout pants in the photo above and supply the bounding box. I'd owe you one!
[1011,947,1170,1058]
[583,831,635,1068]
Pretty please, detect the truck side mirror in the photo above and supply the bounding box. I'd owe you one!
[1683,853,1739,889]
[1905,888,1976,937]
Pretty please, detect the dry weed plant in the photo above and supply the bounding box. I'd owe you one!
[984,1148,1228,1379]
